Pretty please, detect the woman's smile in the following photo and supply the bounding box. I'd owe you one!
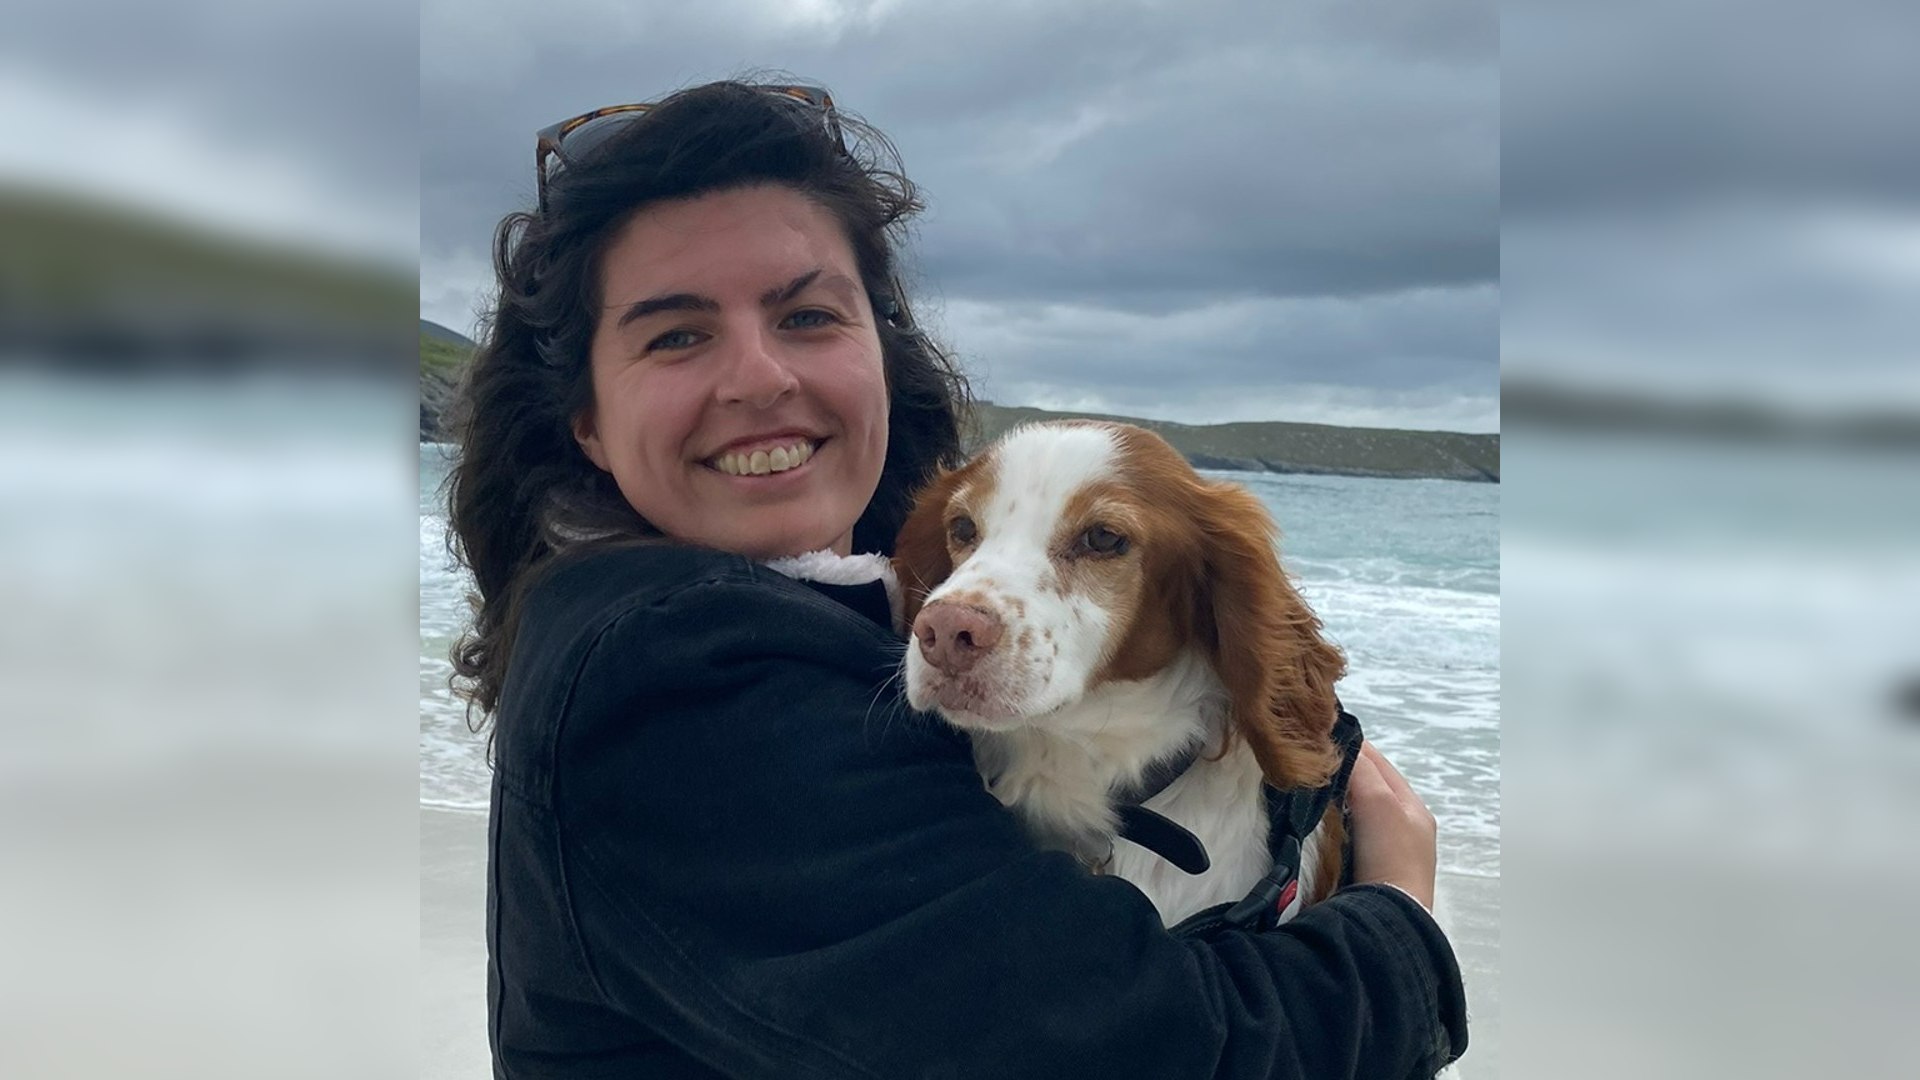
[702,434,826,478]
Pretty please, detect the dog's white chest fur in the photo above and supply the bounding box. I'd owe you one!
[968,651,1302,925]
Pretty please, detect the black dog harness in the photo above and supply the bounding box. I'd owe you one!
[1111,708,1367,938]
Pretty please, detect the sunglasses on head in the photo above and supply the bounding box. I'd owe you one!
[533,84,841,211]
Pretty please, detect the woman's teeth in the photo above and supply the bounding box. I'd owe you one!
[712,440,815,477]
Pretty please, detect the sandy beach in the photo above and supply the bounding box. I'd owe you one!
[1437,871,1501,1078]
[423,807,492,1080]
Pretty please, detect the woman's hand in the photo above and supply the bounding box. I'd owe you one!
[1347,741,1438,912]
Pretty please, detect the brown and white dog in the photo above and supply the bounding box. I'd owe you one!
[893,420,1349,925]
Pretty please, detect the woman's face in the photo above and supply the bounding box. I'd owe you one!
[574,184,890,559]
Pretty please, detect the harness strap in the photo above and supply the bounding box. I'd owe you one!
[1274,706,1366,845]
[1113,805,1210,875]
[1110,738,1209,874]
[1113,739,1203,806]
[1168,706,1367,938]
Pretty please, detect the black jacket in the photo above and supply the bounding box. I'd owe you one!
[487,543,1468,1079]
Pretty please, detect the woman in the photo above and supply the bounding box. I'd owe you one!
[450,79,1467,1078]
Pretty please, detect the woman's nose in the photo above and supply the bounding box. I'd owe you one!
[717,327,799,409]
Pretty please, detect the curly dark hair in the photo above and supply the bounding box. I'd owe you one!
[446,79,971,719]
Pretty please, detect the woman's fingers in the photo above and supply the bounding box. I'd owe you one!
[1349,744,1381,787]
[1359,740,1428,815]
[1357,740,1399,792]
[1349,746,1393,808]
[1345,740,1439,912]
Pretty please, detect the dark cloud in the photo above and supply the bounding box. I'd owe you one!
[9,0,418,230]
[945,286,1495,395]
[1505,0,1920,217]
[1502,0,1920,412]
[421,0,1498,430]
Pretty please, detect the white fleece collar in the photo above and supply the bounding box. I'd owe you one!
[762,550,904,632]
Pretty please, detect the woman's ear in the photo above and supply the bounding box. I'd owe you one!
[572,410,609,471]
[890,468,960,628]
[1194,480,1345,790]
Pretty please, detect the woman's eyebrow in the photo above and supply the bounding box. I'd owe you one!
[765,268,866,308]
[615,292,719,328]
[613,268,852,330]
[761,268,822,307]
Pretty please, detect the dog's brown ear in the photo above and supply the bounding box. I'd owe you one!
[890,467,961,627]
[1193,480,1344,790]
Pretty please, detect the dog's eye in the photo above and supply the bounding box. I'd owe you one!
[948,515,978,546]
[1076,524,1128,557]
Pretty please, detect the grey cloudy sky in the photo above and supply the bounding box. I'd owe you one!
[11,1,1911,426]
[1502,0,1920,413]
[420,0,1499,432]
[3,0,418,264]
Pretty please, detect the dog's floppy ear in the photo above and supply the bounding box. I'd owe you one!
[1193,480,1345,790]
[890,467,962,628]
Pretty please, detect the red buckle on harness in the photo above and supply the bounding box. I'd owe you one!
[1276,879,1299,916]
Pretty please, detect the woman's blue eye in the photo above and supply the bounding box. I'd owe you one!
[784,309,837,329]
[647,329,701,351]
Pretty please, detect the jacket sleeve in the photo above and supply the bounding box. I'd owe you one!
[547,576,1467,1080]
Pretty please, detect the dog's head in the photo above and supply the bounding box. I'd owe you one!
[893,420,1344,788]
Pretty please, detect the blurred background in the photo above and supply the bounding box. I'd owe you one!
[5,0,1916,1077]
[1,0,420,1076]
[1502,0,1920,1076]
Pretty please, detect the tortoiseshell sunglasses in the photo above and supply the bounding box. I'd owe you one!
[533,85,842,210]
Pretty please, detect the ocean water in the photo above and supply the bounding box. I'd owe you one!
[418,444,1502,1069]
[419,443,484,814]
[3,371,420,1080]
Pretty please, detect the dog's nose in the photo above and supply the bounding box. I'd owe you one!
[913,602,1004,676]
